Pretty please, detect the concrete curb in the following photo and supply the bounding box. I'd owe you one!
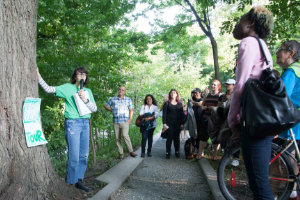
[88,131,162,200]
[198,158,226,200]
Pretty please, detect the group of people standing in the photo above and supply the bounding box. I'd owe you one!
[35,4,300,200]
[176,78,236,162]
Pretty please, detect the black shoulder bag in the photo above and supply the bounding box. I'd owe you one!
[240,36,300,137]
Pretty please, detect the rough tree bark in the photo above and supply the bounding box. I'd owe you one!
[0,1,82,199]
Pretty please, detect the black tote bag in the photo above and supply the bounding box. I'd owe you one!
[240,37,300,137]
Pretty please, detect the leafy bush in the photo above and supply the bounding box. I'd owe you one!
[41,100,67,153]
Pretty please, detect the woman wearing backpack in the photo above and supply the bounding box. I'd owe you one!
[228,6,274,199]
[273,40,300,200]
[139,94,159,158]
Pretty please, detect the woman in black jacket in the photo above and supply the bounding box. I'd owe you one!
[162,89,184,159]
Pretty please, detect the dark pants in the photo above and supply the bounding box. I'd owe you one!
[166,124,181,153]
[241,124,273,200]
[141,128,155,152]
[199,119,209,142]
[195,119,201,148]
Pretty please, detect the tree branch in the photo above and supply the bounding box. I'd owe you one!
[173,20,197,28]
[150,20,197,40]
[203,9,207,22]
[157,20,197,34]
[273,2,300,14]
[206,6,211,27]
[173,0,192,13]
[184,0,209,36]
[203,9,211,32]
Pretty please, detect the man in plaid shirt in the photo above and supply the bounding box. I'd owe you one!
[104,86,137,158]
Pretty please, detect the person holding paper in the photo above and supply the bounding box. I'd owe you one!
[104,86,137,159]
[37,66,97,192]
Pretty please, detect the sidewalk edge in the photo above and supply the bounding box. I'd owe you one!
[198,158,226,200]
[88,131,162,200]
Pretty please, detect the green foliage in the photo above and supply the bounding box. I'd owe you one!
[142,0,225,79]
[41,99,66,153]
[220,0,300,55]
[90,123,143,168]
[41,99,68,177]
[49,151,68,177]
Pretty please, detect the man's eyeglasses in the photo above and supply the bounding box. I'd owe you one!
[76,72,87,76]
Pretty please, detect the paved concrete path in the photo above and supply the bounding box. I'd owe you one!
[111,137,213,200]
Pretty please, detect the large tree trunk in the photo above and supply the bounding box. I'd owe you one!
[0,1,82,199]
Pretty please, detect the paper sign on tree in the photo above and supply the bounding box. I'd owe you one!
[23,98,47,147]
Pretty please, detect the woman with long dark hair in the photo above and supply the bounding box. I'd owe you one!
[162,89,184,159]
[228,6,274,199]
[139,94,158,157]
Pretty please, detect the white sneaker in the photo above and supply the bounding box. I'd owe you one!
[231,159,239,167]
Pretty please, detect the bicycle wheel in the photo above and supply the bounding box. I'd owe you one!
[270,144,294,200]
[217,144,294,200]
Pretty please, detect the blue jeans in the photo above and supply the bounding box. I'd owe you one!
[64,118,89,184]
[141,127,155,152]
[241,124,274,200]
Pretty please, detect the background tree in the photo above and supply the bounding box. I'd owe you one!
[142,0,228,80]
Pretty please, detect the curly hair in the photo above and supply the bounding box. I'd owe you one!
[144,94,158,106]
[71,66,90,85]
[168,89,180,102]
[282,40,300,62]
[248,6,274,39]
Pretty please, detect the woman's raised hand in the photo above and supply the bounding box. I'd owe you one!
[37,67,42,81]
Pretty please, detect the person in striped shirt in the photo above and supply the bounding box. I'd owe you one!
[37,66,97,192]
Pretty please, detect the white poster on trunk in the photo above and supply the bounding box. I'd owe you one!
[23,98,47,147]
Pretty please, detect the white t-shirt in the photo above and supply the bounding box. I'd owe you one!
[140,104,159,128]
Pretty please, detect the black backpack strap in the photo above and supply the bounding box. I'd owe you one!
[250,36,269,65]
